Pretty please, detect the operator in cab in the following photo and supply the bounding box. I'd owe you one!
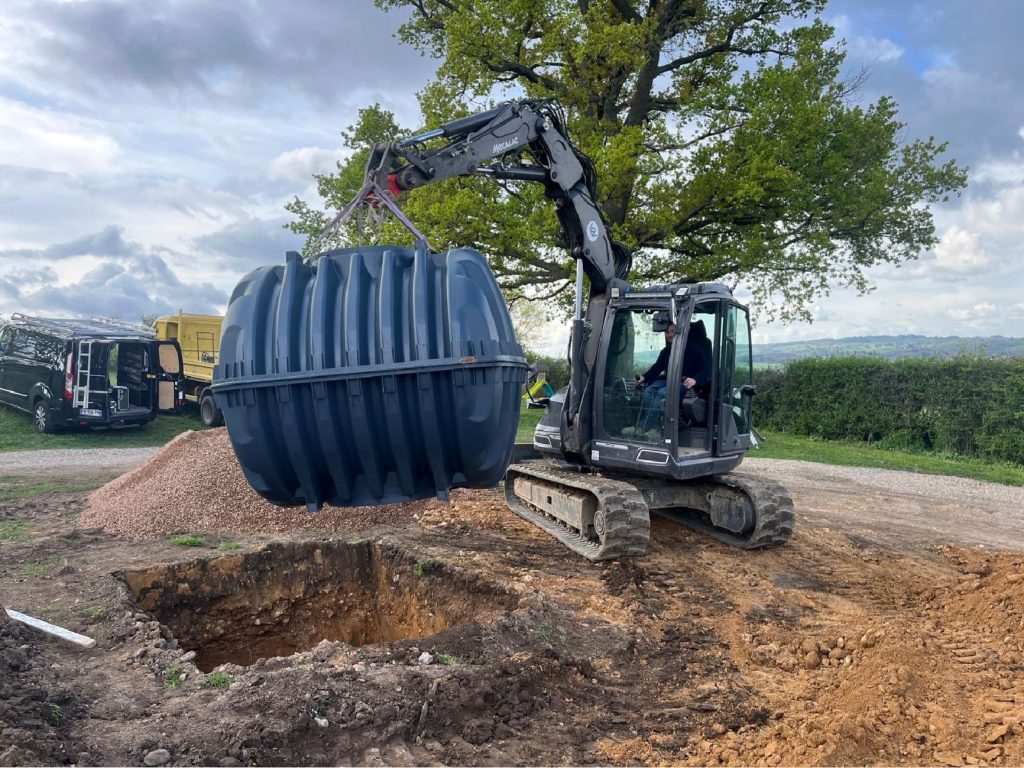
[635,321,711,431]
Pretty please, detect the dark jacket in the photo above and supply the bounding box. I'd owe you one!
[642,345,671,383]
[642,324,711,389]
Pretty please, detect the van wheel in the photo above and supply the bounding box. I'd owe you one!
[33,399,56,434]
[199,391,224,428]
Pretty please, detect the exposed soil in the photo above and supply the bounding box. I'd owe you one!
[2,438,1023,766]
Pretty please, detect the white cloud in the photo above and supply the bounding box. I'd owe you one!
[0,98,121,174]
[964,184,1024,235]
[832,15,904,63]
[946,302,998,322]
[973,156,1024,185]
[930,226,991,274]
[269,146,348,183]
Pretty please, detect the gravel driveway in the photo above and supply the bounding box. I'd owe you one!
[744,456,1024,551]
[0,447,160,477]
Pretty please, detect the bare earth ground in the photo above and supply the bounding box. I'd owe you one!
[2,446,1023,767]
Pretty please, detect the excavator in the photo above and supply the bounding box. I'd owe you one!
[222,99,794,561]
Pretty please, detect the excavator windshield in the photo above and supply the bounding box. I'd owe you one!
[601,309,670,444]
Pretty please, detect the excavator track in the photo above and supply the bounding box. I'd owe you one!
[649,472,796,549]
[504,462,650,562]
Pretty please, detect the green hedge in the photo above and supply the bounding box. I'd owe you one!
[753,356,1024,465]
[526,353,570,391]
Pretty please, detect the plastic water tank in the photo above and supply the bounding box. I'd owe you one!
[213,244,527,511]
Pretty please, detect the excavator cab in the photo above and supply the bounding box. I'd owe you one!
[536,282,755,482]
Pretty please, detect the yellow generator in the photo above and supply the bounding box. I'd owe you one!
[154,311,223,426]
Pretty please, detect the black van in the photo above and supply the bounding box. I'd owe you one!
[0,314,185,433]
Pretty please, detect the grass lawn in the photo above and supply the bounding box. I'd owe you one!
[516,402,545,443]
[754,430,1024,487]
[0,476,107,502]
[0,403,207,453]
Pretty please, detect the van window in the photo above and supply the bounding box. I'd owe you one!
[36,336,64,368]
[0,326,12,353]
[10,330,39,360]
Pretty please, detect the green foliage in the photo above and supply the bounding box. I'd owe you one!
[285,104,404,253]
[436,653,459,665]
[163,663,184,690]
[170,535,205,548]
[83,605,108,619]
[291,0,965,320]
[526,353,569,391]
[414,558,440,577]
[46,703,63,725]
[203,671,233,690]
[217,540,240,552]
[754,356,1024,465]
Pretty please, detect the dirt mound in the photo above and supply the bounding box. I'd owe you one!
[81,429,433,538]
[0,609,84,765]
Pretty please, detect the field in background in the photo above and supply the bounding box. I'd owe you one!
[754,334,1024,364]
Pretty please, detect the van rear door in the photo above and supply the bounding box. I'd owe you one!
[152,340,185,414]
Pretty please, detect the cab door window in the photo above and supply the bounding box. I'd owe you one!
[725,304,753,434]
[715,304,754,453]
[602,309,670,443]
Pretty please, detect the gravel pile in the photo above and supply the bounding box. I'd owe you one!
[82,429,430,538]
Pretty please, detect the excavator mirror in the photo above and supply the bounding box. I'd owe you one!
[651,311,671,332]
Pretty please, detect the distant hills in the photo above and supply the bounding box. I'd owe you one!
[753,335,1024,365]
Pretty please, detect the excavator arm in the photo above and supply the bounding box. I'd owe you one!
[368,101,628,292]
[322,100,632,463]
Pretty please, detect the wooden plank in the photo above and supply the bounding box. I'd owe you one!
[4,607,97,648]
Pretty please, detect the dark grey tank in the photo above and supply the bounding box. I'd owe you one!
[213,244,527,511]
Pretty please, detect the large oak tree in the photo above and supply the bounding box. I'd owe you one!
[288,0,966,320]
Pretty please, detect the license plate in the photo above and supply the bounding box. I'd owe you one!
[80,408,103,417]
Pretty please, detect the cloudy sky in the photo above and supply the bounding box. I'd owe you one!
[0,0,1020,349]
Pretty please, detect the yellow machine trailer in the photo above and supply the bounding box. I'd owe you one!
[154,311,224,427]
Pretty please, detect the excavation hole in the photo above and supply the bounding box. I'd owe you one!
[119,541,515,672]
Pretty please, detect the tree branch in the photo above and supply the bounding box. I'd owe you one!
[656,2,791,75]
[485,59,566,93]
[609,0,641,23]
